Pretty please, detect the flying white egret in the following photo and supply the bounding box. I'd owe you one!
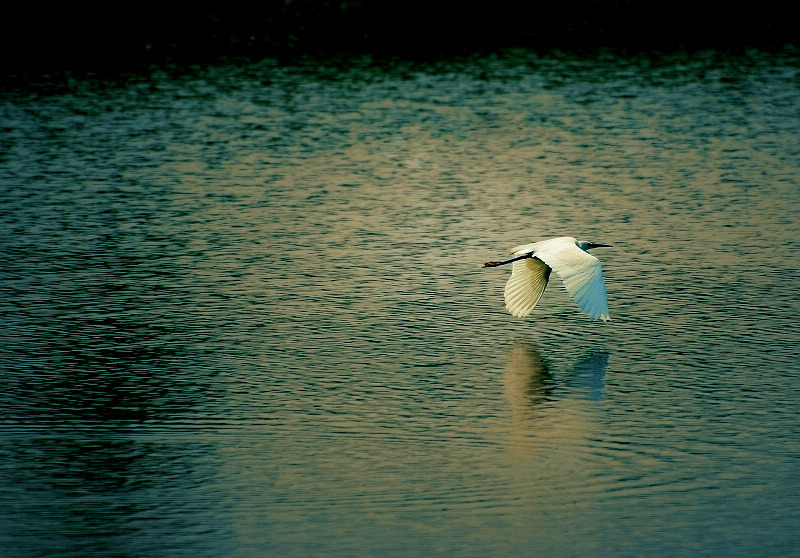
[484,236,612,322]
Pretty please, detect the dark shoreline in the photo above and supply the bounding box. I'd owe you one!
[3,1,799,72]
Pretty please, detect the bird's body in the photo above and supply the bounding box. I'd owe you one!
[484,236,611,322]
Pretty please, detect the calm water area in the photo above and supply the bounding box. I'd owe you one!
[1,48,799,557]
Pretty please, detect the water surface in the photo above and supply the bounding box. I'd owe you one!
[1,49,799,557]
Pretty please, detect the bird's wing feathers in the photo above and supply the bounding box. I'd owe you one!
[504,257,552,318]
[532,239,610,321]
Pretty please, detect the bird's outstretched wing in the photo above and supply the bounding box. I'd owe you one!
[504,257,552,318]
[533,239,610,322]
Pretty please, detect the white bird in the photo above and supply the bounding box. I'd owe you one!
[484,236,612,322]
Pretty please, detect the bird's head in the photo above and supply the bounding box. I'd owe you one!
[578,241,613,252]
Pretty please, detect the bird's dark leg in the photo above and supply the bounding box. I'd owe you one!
[483,252,533,267]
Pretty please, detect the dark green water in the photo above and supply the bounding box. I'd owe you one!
[1,49,799,557]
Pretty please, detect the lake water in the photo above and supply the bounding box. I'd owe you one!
[1,48,799,557]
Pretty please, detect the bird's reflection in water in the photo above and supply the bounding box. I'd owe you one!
[569,350,609,401]
[503,342,556,411]
[504,341,610,456]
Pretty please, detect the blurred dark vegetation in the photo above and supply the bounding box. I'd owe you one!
[2,0,799,71]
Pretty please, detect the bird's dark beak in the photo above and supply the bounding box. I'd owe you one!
[587,242,612,249]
